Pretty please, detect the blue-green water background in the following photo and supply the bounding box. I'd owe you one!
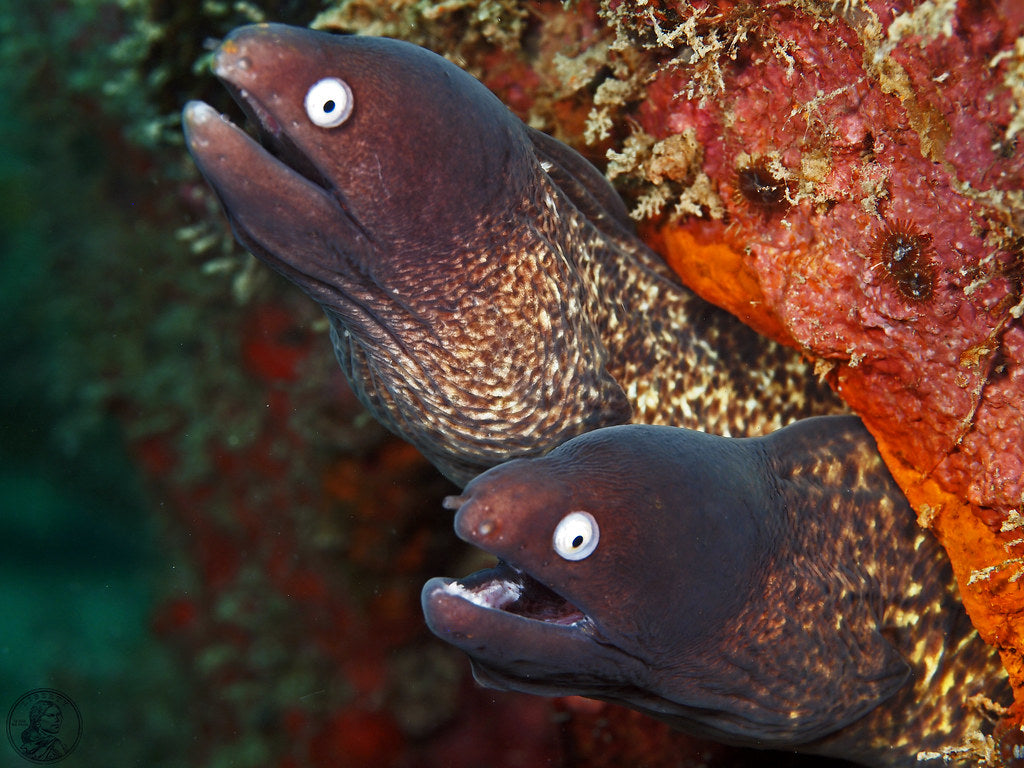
[0,3,318,764]
[1,4,183,764]
[0,5,454,766]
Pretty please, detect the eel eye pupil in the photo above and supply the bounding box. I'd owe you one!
[553,511,599,561]
[304,77,353,129]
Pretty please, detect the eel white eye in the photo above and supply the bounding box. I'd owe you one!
[552,511,599,561]
[304,77,353,128]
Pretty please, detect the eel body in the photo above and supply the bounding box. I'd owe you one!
[182,23,841,486]
[423,416,1008,767]
[181,24,1008,765]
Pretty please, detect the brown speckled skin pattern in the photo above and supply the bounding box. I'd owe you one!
[183,23,840,486]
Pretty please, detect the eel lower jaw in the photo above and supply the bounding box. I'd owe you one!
[184,102,372,297]
[422,561,604,661]
[441,562,591,628]
[423,566,656,701]
[218,81,335,193]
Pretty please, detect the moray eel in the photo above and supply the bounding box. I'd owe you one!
[182,24,1009,763]
[182,23,842,485]
[423,416,1008,767]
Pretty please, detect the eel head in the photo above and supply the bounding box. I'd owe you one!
[183,24,631,484]
[422,420,912,750]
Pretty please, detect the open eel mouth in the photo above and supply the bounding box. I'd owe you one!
[440,561,590,628]
[217,80,334,193]
[423,491,603,654]
[423,553,634,698]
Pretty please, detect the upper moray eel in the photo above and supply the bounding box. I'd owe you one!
[182,22,842,486]
[423,416,1009,767]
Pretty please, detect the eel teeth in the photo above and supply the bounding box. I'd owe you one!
[448,565,588,627]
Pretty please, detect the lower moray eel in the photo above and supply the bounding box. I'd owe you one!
[182,22,841,486]
[424,417,1009,767]
[181,23,1007,767]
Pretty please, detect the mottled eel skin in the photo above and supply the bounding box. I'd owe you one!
[424,417,1008,767]
[182,23,840,486]
[181,24,1007,765]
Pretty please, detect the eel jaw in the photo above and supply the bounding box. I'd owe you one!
[181,99,329,207]
[422,563,640,699]
[183,99,375,312]
[430,562,590,629]
[216,81,334,193]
